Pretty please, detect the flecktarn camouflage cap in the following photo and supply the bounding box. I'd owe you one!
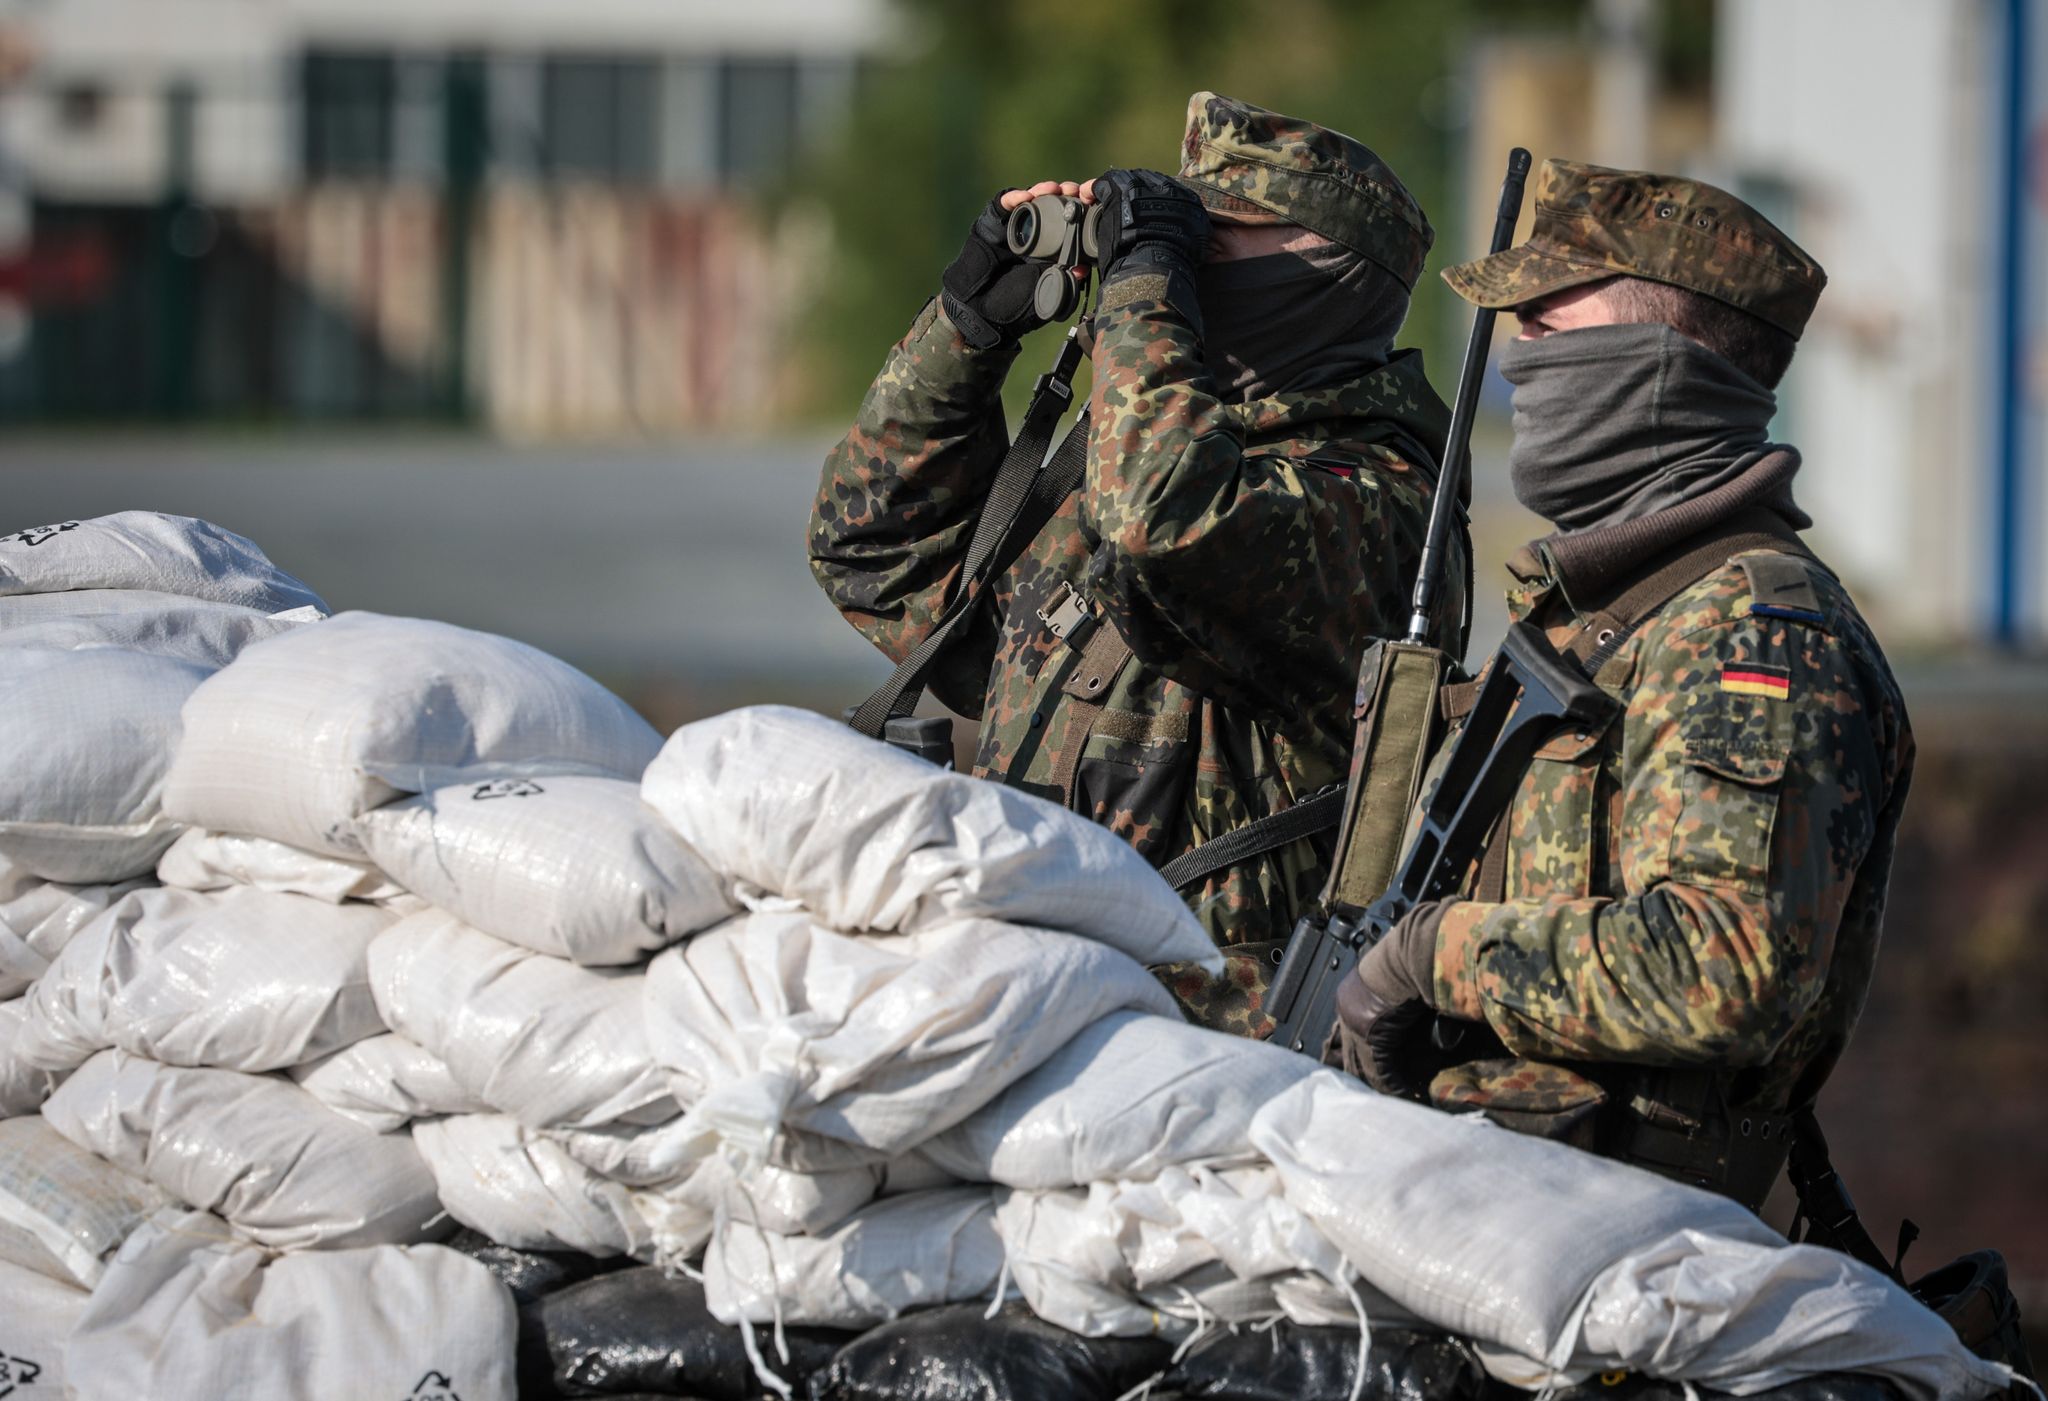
[1442,158,1826,338]
[1175,91,1433,289]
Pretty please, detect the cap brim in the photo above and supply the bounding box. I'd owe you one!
[1440,243,1616,310]
[1178,178,1287,225]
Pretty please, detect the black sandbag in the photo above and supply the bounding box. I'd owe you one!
[1531,1376,1902,1400]
[445,1228,628,1307]
[806,1301,1171,1401]
[1168,1321,1485,1401]
[519,1265,854,1398]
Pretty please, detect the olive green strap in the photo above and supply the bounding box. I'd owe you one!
[1324,641,1449,910]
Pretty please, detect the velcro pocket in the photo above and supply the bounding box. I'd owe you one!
[1672,697,1791,893]
[1681,736,1790,786]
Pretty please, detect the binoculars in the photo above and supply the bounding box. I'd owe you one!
[1004,194,1103,322]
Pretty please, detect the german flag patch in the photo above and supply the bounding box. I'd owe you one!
[1721,662,1791,699]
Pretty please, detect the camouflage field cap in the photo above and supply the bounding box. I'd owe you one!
[1442,158,1826,338]
[1175,91,1433,289]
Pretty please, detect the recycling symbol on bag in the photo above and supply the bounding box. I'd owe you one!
[1,520,79,548]
[471,779,544,801]
[406,1371,461,1401]
[0,1351,45,1398]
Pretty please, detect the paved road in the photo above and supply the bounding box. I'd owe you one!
[1,431,890,696]
[8,428,2043,729]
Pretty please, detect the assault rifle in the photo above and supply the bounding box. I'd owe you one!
[1265,617,1618,1056]
[1263,147,1629,1059]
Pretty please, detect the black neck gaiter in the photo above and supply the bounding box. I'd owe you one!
[1194,242,1408,404]
[1498,322,1796,532]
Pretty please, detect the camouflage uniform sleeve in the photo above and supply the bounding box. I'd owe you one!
[1080,289,1392,727]
[808,298,1022,716]
[1431,590,1907,1066]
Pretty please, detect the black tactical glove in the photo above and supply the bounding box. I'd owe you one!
[941,195,1054,351]
[1087,167,1210,320]
[1336,900,1453,1099]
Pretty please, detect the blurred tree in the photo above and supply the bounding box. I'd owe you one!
[790,0,1594,422]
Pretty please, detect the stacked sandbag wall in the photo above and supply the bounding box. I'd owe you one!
[0,512,2016,1401]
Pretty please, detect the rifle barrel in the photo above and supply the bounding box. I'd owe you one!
[1405,147,1532,646]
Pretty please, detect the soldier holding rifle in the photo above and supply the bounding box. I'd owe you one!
[1333,160,1912,1214]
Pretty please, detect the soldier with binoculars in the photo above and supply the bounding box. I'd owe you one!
[809,92,1462,1035]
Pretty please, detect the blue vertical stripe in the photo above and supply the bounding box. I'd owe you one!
[1994,0,2030,644]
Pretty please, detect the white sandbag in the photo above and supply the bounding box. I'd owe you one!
[922,1010,1313,1188]
[290,1033,488,1133]
[1568,1231,2016,1397]
[162,611,662,857]
[994,1165,1388,1340]
[0,1116,167,1289]
[543,1110,895,1187]
[0,856,147,999]
[0,1001,65,1116]
[0,513,325,613]
[642,706,1218,969]
[0,585,312,628]
[1251,1073,2014,1398]
[67,1208,516,1401]
[0,647,207,882]
[0,590,314,669]
[413,1115,651,1259]
[356,775,731,964]
[18,886,393,1074]
[370,910,674,1129]
[157,828,409,904]
[703,1186,1004,1328]
[0,1257,87,1399]
[641,911,1177,1170]
[41,1052,443,1250]
[1250,1074,1770,1361]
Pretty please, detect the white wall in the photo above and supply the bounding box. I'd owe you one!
[281,0,895,57]
[0,0,893,203]
[1716,0,2019,640]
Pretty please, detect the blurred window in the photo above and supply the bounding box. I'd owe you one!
[543,58,659,183]
[719,58,798,185]
[55,82,107,135]
[302,51,396,179]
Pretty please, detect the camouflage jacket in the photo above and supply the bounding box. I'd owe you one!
[1420,517,1913,1161]
[811,291,1459,1035]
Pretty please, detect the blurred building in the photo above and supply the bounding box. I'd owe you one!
[1717,0,2040,647]
[1462,0,2044,646]
[0,0,891,431]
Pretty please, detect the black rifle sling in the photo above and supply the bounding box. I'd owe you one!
[849,350,1090,740]
[1158,784,1347,892]
[1788,1108,1906,1284]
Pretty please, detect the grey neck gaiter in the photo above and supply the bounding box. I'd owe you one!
[1498,322,1793,533]
[1194,242,1408,404]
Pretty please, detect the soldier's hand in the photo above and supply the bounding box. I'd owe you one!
[942,183,1093,351]
[1336,972,1434,1097]
[999,180,1093,211]
[1336,903,1454,1098]
[1088,168,1210,282]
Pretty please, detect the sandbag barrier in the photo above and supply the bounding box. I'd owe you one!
[0,514,2016,1401]
[485,1231,1906,1401]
